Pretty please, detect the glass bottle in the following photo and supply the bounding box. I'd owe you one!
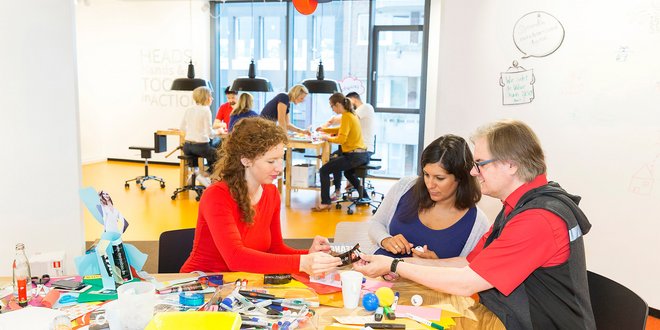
[12,243,32,307]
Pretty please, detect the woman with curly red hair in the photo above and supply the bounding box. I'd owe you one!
[181,117,341,275]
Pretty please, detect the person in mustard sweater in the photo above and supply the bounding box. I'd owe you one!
[312,93,370,212]
[181,117,341,274]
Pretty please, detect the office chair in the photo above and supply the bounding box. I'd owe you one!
[587,270,648,330]
[171,155,206,201]
[335,137,384,215]
[333,221,377,254]
[158,228,195,273]
[124,133,167,190]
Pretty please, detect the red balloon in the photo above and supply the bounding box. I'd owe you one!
[293,0,318,15]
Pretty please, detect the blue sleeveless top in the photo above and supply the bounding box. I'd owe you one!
[374,188,477,258]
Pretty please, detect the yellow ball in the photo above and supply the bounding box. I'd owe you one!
[375,287,395,307]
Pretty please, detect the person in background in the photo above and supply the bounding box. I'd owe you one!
[354,119,595,329]
[260,84,310,135]
[228,92,258,133]
[180,86,222,182]
[312,93,369,212]
[369,135,489,258]
[213,86,237,133]
[181,117,341,275]
[346,92,376,155]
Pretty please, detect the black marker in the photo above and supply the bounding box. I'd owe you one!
[374,307,384,321]
[239,290,277,300]
[364,323,405,329]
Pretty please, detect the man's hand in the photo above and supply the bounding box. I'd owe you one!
[352,254,392,278]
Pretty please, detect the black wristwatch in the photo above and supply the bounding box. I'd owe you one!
[390,258,404,273]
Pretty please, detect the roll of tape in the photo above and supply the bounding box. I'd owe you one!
[179,292,204,306]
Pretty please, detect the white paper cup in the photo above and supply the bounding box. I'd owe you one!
[340,271,363,309]
[116,282,156,330]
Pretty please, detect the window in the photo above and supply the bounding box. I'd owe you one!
[211,0,429,178]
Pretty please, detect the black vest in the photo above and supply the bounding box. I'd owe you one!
[478,182,596,330]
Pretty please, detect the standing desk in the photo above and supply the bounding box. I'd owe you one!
[283,137,331,207]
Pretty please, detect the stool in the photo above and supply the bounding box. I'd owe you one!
[171,155,206,201]
[124,146,166,190]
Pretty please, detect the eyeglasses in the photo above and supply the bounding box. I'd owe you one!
[31,274,50,285]
[473,159,496,174]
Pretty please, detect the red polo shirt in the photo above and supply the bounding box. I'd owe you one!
[467,174,569,296]
[215,102,232,125]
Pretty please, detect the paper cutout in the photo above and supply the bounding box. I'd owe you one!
[395,305,442,320]
[362,278,394,292]
[79,187,104,224]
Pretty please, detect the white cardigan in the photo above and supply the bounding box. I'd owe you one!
[368,176,491,257]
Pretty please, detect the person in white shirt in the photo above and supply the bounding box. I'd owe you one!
[346,92,376,153]
[180,86,222,176]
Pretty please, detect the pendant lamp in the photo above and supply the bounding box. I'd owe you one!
[230,60,273,92]
[300,3,341,94]
[171,60,213,91]
[229,1,273,92]
[170,0,212,91]
[302,60,341,94]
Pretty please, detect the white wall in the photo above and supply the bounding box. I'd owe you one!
[77,0,211,164]
[0,1,83,275]
[427,0,660,307]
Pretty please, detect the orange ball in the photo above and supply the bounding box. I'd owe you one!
[293,0,318,15]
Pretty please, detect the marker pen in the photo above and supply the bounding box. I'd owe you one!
[406,313,444,330]
[364,323,406,329]
[384,306,396,320]
[239,290,276,299]
[374,307,384,321]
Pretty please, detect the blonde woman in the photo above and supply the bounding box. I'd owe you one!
[260,84,310,135]
[180,86,221,174]
[228,92,258,132]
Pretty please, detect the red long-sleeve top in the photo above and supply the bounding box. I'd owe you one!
[180,181,307,273]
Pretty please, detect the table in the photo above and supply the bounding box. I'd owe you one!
[156,129,187,188]
[156,129,227,189]
[0,273,503,329]
[283,138,331,207]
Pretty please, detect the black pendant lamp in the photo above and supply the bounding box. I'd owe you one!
[302,60,341,94]
[171,60,213,91]
[170,0,212,91]
[230,59,273,92]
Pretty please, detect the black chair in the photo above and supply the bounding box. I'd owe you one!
[335,159,383,215]
[335,137,384,215]
[587,270,648,330]
[158,228,195,273]
[124,133,167,190]
[171,155,206,201]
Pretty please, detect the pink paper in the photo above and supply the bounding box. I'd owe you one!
[395,305,442,320]
[361,278,394,292]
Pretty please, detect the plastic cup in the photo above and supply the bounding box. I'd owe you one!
[340,271,363,309]
[116,282,156,330]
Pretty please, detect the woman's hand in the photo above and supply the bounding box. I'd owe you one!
[309,235,332,253]
[381,235,413,255]
[411,245,439,259]
[299,252,342,276]
[352,254,392,278]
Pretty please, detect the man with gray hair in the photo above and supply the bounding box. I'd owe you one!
[354,119,595,329]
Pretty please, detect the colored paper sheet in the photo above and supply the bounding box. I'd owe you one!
[317,291,344,307]
[362,278,394,292]
[395,305,442,320]
[79,187,103,224]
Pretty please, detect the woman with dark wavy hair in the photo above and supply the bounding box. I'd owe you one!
[181,117,341,274]
[368,134,489,258]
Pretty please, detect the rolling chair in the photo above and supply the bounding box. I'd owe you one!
[171,155,206,201]
[587,270,648,329]
[124,133,167,190]
[335,137,384,215]
[158,228,195,273]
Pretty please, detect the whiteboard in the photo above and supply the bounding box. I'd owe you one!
[432,0,660,308]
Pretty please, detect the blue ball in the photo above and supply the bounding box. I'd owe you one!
[362,293,380,312]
